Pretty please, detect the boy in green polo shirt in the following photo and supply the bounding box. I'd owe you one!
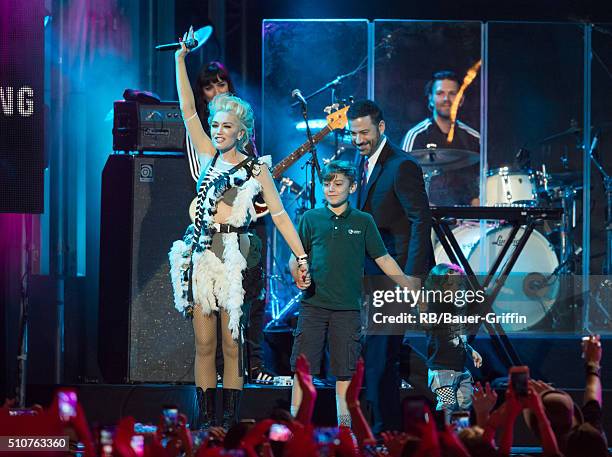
[288,160,417,427]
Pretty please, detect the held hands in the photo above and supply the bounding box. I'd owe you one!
[293,263,311,290]
[400,274,421,291]
[175,25,194,60]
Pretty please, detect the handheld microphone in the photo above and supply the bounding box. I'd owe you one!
[155,39,199,51]
[154,25,213,52]
[291,89,307,107]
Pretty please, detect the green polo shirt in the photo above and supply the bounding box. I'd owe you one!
[298,205,388,310]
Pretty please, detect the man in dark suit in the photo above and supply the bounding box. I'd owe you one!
[348,99,433,433]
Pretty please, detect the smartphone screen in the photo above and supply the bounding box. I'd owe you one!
[99,426,115,457]
[313,427,339,445]
[8,408,36,416]
[57,390,77,422]
[509,366,529,397]
[269,423,292,442]
[130,435,144,457]
[450,412,470,431]
[162,407,179,433]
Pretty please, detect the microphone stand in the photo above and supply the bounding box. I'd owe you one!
[16,216,32,407]
[288,35,393,109]
[589,133,611,274]
[298,100,321,209]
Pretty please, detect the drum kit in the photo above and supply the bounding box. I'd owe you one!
[416,146,585,331]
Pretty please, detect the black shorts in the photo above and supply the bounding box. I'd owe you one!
[290,304,362,380]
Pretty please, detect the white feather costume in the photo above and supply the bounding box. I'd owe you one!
[169,154,271,339]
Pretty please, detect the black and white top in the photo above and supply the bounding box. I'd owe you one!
[169,150,271,339]
[401,118,480,206]
[186,132,259,183]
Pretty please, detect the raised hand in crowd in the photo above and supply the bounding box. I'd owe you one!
[524,387,561,457]
[345,357,376,448]
[49,389,95,457]
[483,385,522,454]
[165,413,194,457]
[294,354,316,425]
[237,418,274,457]
[529,379,554,395]
[582,334,603,406]
[380,431,413,457]
[472,381,498,427]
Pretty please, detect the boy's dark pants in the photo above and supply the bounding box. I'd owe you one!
[290,304,361,380]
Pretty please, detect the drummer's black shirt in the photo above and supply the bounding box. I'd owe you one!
[401,118,480,206]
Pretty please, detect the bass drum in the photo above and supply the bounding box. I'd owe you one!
[433,225,560,331]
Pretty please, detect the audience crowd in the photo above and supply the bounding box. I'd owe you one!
[0,335,607,456]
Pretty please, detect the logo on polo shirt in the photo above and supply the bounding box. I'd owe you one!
[347,228,362,235]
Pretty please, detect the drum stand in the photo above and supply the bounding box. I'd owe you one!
[423,170,441,198]
[590,158,612,275]
[559,186,579,273]
[606,176,612,276]
[587,146,612,328]
[266,186,309,329]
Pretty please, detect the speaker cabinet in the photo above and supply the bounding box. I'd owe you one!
[98,154,195,383]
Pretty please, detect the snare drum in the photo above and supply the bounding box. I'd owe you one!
[485,167,540,206]
[434,224,559,331]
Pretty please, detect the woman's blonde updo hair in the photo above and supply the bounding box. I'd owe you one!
[207,93,254,152]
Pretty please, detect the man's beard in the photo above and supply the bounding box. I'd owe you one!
[362,133,381,155]
[436,107,451,120]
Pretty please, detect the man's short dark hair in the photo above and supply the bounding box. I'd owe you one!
[424,70,461,98]
[347,99,384,125]
[322,160,357,185]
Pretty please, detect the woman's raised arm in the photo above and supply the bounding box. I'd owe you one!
[175,26,215,158]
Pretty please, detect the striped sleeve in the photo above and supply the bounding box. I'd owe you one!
[401,119,431,152]
[186,132,200,182]
[456,121,480,140]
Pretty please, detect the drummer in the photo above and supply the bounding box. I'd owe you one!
[401,70,480,206]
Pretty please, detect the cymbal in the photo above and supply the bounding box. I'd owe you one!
[539,127,582,144]
[410,148,479,172]
[539,121,612,144]
[547,171,583,188]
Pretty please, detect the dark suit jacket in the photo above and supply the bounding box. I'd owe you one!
[358,140,433,277]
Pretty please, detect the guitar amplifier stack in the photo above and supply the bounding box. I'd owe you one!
[98,154,195,383]
[100,91,196,383]
[113,100,186,152]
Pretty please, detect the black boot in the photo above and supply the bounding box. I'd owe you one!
[196,387,217,430]
[221,388,242,430]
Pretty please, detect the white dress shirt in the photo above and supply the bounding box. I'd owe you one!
[365,136,387,183]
